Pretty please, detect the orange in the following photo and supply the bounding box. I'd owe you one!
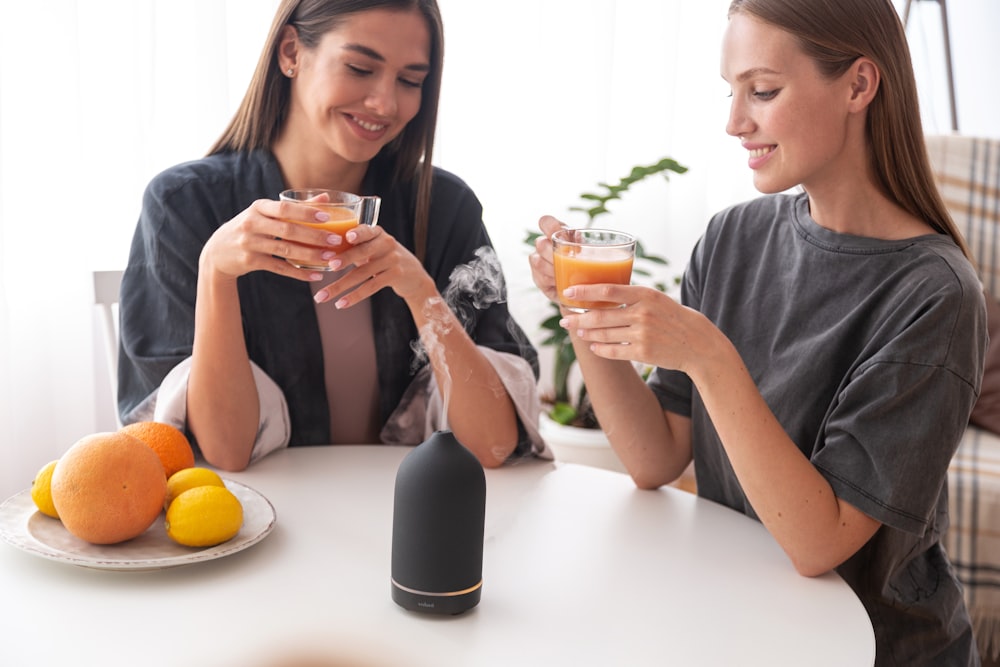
[120,421,195,479]
[50,432,167,545]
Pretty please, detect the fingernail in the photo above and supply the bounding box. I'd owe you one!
[330,259,342,270]
[335,298,348,309]
[309,272,323,281]
[326,234,341,245]
[558,318,568,328]
[346,231,357,243]
[322,251,335,260]
[563,287,576,297]
[315,211,330,222]
[313,289,328,303]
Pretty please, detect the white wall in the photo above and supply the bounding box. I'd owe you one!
[895,0,1000,138]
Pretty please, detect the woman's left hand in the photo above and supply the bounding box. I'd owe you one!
[561,283,716,375]
[312,225,434,307]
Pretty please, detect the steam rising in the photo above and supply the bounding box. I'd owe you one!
[411,246,510,369]
[413,246,521,429]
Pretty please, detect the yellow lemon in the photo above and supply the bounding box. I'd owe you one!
[165,485,243,547]
[30,460,60,519]
[164,467,225,510]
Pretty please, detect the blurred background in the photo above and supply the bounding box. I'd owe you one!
[0,0,996,497]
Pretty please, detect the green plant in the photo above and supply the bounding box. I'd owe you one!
[525,157,688,428]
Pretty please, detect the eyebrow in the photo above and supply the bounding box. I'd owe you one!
[735,67,781,82]
[343,43,431,72]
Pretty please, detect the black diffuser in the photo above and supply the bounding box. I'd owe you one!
[391,429,486,615]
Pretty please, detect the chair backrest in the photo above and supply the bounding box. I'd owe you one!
[925,134,1000,292]
[92,270,123,421]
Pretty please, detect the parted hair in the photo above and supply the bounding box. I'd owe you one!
[209,0,444,261]
[728,0,971,259]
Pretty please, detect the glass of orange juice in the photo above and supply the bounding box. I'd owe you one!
[279,189,381,271]
[552,229,636,312]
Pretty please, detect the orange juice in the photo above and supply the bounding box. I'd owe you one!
[553,246,634,311]
[286,204,359,269]
[292,204,359,248]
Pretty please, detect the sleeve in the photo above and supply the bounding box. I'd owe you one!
[380,347,551,461]
[141,357,291,464]
[118,171,205,425]
[814,285,986,535]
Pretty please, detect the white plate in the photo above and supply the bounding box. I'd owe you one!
[0,479,276,571]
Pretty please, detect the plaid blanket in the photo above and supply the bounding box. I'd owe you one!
[947,427,1000,660]
[927,133,1000,659]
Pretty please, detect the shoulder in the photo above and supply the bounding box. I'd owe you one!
[428,166,480,207]
[694,194,798,259]
[144,150,282,206]
[418,166,484,227]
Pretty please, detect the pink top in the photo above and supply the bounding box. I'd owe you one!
[310,278,382,444]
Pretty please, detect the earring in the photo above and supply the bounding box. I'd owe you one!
[286,68,294,77]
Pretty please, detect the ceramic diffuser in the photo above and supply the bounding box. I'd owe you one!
[391,429,486,614]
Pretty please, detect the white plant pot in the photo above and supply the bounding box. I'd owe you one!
[538,412,627,474]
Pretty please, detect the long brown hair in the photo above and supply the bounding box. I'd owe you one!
[728,0,971,259]
[209,0,444,261]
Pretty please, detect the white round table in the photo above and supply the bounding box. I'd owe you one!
[0,445,875,666]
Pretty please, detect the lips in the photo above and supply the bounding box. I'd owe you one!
[349,114,386,133]
[744,143,776,169]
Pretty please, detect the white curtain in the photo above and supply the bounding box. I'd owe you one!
[0,0,783,498]
[0,0,281,497]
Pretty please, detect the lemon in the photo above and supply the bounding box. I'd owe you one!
[30,460,60,518]
[164,467,225,510]
[165,485,243,547]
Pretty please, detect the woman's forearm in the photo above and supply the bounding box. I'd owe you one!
[571,332,692,489]
[689,336,880,576]
[187,259,260,471]
[410,291,518,468]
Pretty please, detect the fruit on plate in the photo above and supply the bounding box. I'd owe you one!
[119,421,195,479]
[164,467,226,510]
[165,485,243,547]
[50,431,167,545]
[30,460,60,519]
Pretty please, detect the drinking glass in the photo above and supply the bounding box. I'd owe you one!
[552,229,636,312]
[279,189,382,271]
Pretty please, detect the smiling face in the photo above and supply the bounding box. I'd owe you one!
[721,12,858,195]
[280,7,431,173]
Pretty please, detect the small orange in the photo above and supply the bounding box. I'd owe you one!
[120,421,195,479]
[50,432,167,544]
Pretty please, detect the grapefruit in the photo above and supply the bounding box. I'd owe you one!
[50,432,167,545]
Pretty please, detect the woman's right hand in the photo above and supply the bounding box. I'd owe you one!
[199,197,342,280]
[528,215,568,303]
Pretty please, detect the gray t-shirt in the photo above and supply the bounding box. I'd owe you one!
[650,193,986,665]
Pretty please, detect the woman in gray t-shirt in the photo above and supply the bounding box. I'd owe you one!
[528,1,985,664]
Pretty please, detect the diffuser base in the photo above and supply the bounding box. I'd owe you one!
[391,581,482,615]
